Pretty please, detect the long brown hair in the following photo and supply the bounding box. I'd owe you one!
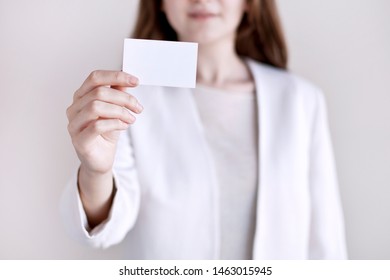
[132,0,288,69]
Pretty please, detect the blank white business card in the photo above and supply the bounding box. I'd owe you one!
[122,39,198,88]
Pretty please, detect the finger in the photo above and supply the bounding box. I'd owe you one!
[68,100,136,135]
[74,70,139,101]
[68,86,143,119]
[76,119,129,147]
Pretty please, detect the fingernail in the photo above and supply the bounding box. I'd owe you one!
[129,114,136,122]
[129,76,139,85]
[137,102,144,112]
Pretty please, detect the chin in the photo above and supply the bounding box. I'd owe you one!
[180,33,224,45]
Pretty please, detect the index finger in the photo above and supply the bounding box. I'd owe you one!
[74,70,139,100]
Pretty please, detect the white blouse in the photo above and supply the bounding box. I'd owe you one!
[193,84,258,259]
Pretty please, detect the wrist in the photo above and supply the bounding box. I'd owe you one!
[78,165,114,203]
[79,163,112,179]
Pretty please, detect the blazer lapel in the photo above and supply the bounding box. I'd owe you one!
[247,60,288,259]
[184,87,221,259]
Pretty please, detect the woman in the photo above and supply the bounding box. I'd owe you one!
[61,0,347,259]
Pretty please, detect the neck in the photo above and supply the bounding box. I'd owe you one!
[196,36,250,88]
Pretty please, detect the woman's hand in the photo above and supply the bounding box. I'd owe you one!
[66,70,143,175]
[66,70,143,228]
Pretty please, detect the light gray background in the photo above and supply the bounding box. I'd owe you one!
[0,0,389,259]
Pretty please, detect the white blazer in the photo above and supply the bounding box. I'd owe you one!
[60,59,347,259]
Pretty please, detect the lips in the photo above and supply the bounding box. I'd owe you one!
[188,11,219,19]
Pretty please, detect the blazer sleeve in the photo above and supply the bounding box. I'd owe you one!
[308,91,348,259]
[59,129,141,249]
